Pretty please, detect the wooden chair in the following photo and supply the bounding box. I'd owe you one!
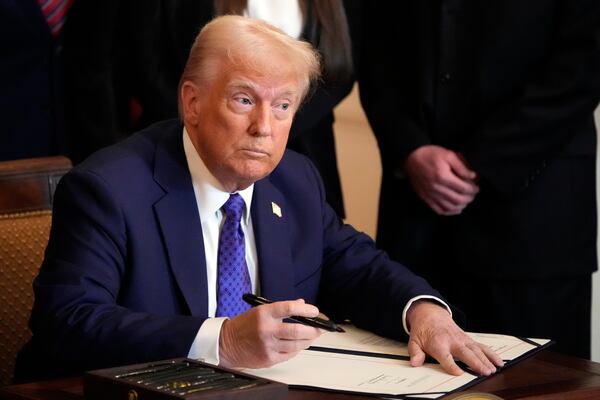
[0,156,72,386]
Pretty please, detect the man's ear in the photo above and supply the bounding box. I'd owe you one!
[181,81,200,125]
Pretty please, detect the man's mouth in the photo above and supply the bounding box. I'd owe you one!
[240,148,269,157]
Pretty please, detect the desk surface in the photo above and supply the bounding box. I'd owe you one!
[2,351,600,400]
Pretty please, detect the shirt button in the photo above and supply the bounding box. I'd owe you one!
[441,73,452,83]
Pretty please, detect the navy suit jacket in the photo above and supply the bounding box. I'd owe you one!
[17,120,441,380]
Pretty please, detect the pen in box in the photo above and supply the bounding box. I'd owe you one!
[114,360,179,379]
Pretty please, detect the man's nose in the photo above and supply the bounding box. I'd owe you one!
[249,105,272,136]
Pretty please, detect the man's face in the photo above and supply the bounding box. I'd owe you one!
[185,66,301,192]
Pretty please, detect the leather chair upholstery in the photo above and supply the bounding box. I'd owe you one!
[0,156,72,386]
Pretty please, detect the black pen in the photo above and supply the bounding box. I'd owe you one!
[176,378,255,396]
[242,293,345,333]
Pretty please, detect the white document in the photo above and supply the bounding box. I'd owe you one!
[311,324,410,356]
[247,349,476,398]
[242,325,550,398]
[465,332,550,361]
[312,325,550,362]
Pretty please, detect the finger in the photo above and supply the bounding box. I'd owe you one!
[407,340,426,367]
[434,183,477,205]
[421,194,445,215]
[269,300,319,319]
[435,351,464,376]
[427,193,468,215]
[275,338,315,354]
[465,342,497,373]
[439,172,480,196]
[417,188,464,215]
[430,198,463,216]
[275,321,322,340]
[479,343,505,367]
[261,350,297,368]
[422,195,461,216]
[453,344,494,376]
[272,350,299,364]
[446,152,477,181]
[430,184,475,211]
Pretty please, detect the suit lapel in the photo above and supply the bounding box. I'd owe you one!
[153,124,208,317]
[252,177,296,301]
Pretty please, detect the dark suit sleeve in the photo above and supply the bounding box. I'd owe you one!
[289,0,361,139]
[126,0,215,127]
[29,169,203,372]
[463,0,600,195]
[300,159,447,340]
[63,0,129,163]
[126,0,180,125]
[290,80,354,138]
[358,3,432,173]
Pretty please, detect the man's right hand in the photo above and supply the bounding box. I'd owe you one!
[404,145,479,215]
[218,299,323,369]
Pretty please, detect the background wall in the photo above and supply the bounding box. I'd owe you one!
[333,85,600,362]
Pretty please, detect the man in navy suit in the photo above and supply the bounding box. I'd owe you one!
[16,15,502,382]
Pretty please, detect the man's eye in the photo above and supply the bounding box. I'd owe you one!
[239,98,252,105]
[279,103,290,111]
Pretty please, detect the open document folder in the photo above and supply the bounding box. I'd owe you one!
[242,325,552,399]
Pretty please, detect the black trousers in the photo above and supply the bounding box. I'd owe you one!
[437,275,591,359]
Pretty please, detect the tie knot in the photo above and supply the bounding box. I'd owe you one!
[222,194,245,222]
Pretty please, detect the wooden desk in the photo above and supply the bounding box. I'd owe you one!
[2,351,600,399]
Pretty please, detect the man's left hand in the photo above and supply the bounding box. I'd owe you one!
[406,300,504,376]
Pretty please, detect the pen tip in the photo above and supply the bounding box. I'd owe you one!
[336,326,345,333]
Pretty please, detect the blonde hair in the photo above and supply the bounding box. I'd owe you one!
[178,15,321,115]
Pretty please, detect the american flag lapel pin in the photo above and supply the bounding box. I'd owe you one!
[271,201,282,218]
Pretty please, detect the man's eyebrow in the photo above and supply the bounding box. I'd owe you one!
[227,80,258,91]
[227,80,298,99]
[277,90,298,99]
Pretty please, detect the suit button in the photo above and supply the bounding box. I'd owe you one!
[441,73,452,83]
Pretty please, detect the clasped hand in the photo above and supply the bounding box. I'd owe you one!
[405,145,479,215]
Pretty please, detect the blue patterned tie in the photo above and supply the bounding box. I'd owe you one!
[215,194,252,317]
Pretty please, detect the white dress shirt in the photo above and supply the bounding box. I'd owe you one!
[246,0,303,39]
[183,128,258,364]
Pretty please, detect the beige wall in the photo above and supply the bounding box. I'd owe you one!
[333,85,600,362]
[333,85,380,239]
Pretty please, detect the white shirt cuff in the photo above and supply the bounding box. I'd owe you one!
[402,295,452,335]
[187,317,228,365]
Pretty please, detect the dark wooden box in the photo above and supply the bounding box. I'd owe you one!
[84,358,287,400]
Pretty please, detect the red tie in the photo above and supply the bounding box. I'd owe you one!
[38,0,74,38]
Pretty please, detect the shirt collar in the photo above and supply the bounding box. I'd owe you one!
[183,127,253,225]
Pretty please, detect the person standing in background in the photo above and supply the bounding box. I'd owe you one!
[63,0,360,217]
[0,0,72,161]
[359,0,600,359]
